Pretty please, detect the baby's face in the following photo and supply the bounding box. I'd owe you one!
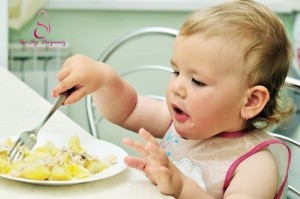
[167,34,249,140]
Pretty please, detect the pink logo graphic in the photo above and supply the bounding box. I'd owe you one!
[34,10,51,39]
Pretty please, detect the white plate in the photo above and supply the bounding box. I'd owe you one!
[0,133,128,185]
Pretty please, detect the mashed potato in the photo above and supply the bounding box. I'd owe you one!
[0,135,116,181]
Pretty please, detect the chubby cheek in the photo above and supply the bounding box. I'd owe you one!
[188,94,213,120]
[188,99,225,137]
[166,87,173,110]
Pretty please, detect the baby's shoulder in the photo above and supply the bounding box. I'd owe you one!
[238,148,278,173]
[225,149,279,198]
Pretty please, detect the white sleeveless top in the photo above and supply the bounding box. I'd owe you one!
[160,123,291,199]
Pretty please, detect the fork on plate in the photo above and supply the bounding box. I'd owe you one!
[9,89,72,161]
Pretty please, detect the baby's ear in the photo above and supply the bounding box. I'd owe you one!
[241,85,270,119]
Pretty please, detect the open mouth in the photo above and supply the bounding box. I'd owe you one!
[172,104,189,122]
[174,106,184,114]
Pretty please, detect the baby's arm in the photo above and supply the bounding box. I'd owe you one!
[52,54,171,137]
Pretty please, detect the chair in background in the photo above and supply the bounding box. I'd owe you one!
[269,132,300,198]
[271,77,300,198]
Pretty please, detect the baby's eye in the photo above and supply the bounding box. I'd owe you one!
[172,70,179,77]
[192,78,206,87]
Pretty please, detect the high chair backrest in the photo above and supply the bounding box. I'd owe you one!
[270,76,300,198]
[269,133,300,198]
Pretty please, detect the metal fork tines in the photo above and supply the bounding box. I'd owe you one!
[9,131,38,161]
[9,90,71,161]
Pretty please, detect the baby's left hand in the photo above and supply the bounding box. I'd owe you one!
[123,128,183,197]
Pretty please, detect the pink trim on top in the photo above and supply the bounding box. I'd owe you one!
[223,139,291,199]
[217,131,245,138]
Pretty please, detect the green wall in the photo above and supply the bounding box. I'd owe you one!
[8,10,297,142]
[9,10,188,57]
[9,10,295,57]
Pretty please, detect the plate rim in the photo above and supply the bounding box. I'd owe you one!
[0,133,128,185]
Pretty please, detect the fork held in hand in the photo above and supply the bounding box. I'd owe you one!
[9,89,72,161]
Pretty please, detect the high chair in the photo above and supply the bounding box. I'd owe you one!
[86,27,300,198]
[269,132,300,198]
[278,78,300,198]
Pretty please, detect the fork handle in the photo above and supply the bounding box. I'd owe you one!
[34,89,73,133]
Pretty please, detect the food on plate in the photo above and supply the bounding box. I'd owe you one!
[0,135,117,181]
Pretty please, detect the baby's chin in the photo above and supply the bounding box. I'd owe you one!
[174,124,214,140]
[174,125,191,140]
[173,120,198,138]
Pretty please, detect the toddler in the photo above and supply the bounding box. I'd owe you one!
[52,0,294,198]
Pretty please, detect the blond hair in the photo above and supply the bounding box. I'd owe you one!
[180,0,294,130]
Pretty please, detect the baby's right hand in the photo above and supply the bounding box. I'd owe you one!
[51,54,107,104]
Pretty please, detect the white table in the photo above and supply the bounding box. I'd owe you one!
[0,67,173,199]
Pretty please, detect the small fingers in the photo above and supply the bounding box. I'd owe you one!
[123,129,168,166]
[63,87,86,105]
[52,81,84,105]
[52,54,90,99]
[122,137,149,157]
[52,66,88,104]
[139,128,159,146]
[57,64,71,82]
[122,140,158,184]
[123,133,173,188]
[52,67,75,97]
[146,142,169,167]
[124,156,147,171]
